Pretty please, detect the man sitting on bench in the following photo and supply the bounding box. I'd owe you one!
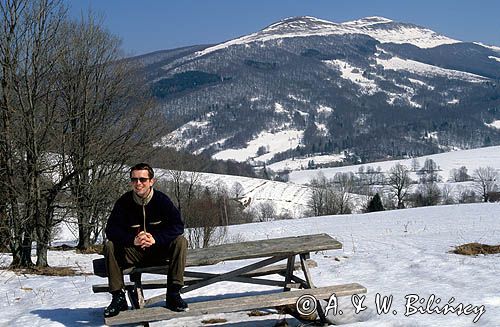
[103,163,189,318]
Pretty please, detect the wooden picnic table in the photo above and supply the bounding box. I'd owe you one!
[92,233,366,326]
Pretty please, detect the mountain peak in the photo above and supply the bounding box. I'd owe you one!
[342,16,393,27]
[262,16,339,34]
[195,15,460,58]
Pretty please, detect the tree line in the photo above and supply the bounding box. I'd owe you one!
[306,159,499,216]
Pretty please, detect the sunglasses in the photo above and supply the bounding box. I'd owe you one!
[130,177,150,183]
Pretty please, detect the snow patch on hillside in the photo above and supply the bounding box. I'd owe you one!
[274,102,286,113]
[212,129,303,163]
[317,104,334,114]
[486,120,500,129]
[324,60,379,94]
[408,77,435,90]
[376,57,489,82]
[288,94,309,103]
[488,55,500,62]
[475,42,500,53]
[156,169,312,217]
[158,119,211,150]
[268,153,346,172]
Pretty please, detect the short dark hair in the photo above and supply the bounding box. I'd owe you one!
[130,163,154,179]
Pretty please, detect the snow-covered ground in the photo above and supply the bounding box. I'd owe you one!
[153,145,500,218]
[155,169,312,218]
[375,57,489,82]
[289,145,500,185]
[268,153,346,172]
[1,202,499,326]
[323,60,379,95]
[212,129,303,163]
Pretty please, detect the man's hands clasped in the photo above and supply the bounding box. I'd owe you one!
[134,231,156,249]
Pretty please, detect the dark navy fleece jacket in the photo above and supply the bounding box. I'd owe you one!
[105,190,184,248]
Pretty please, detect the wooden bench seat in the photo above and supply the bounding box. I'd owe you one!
[105,283,367,326]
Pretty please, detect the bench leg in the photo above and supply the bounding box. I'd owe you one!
[283,255,295,292]
[128,273,145,309]
[128,273,150,327]
[299,253,329,325]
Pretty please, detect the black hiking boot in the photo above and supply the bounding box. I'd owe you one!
[165,292,188,312]
[104,290,128,318]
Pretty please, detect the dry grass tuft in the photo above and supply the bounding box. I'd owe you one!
[247,310,272,317]
[49,244,104,255]
[76,244,104,255]
[15,266,78,276]
[452,243,500,256]
[49,244,75,251]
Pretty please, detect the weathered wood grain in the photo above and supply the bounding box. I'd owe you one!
[92,233,336,277]
[105,283,367,326]
[186,233,341,266]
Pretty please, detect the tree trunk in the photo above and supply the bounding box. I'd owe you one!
[36,241,49,267]
[77,211,92,250]
[10,235,33,268]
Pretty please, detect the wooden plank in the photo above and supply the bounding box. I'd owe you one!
[93,234,340,277]
[92,260,317,293]
[186,233,341,266]
[105,283,367,326]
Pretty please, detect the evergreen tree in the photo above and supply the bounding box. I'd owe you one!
[367,193,384,212]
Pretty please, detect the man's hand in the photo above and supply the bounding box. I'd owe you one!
[134,231,156,249]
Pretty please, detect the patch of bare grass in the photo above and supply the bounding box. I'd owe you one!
[49,244,104,255]
[76,244,104,255]
[9,266,91,276]
[49,244,75,251]
[452,243,500,256]
[247,310,272,316]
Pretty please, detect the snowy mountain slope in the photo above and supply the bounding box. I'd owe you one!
[375,56,489,82]
[152,145,500,218]
[154,169,313,217]
[195,16,460,58]
[2,203,499,326]
[135,16,500,168]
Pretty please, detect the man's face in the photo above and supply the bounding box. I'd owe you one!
[130,169,154,198]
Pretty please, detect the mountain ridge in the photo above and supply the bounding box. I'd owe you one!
[128,16,500,170]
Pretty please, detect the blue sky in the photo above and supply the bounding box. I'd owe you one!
[67,0,500,56]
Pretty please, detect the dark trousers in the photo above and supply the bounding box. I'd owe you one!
[104,235,188,293]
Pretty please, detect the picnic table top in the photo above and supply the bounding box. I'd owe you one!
[185,233,341,266]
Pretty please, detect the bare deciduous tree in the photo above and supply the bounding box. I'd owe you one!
[449,166,470,182]
[0,0,167,266]
[387,163,412,209]
[255,201,276,222]
[441,184,455,205]
[56,14,165,251]
[472,166,498,202]
[307,172,353,216]
[0,0,68,267]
